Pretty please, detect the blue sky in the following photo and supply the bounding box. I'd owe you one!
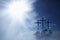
[34,0,60,31]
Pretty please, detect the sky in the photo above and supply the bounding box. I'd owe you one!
[34,0,60,31]
[0,0,60,40]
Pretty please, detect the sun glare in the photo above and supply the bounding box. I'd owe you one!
[7,0,30,19]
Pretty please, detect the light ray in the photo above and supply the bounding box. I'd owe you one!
[6,0,32,20]
[2,0,37,40]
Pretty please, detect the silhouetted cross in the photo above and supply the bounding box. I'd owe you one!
[35,20,41,31]
[45,19,51,29]
[35,17,46,31]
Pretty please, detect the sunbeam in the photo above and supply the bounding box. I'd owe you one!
[7,0,31,20]
[0,0,37,40]
[4,0,36,31]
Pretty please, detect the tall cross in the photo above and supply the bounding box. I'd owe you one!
[39,17,46,29]
[35,20,41,31]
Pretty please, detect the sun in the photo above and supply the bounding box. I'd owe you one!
[7,0,29,19]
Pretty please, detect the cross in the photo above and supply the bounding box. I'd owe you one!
[35,17,46,31]
[45,19,52,34]
[39,17,46,29]
[35,20,41,31]
[45,19,51,29]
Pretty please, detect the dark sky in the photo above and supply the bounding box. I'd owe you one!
[34,0,60,31]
